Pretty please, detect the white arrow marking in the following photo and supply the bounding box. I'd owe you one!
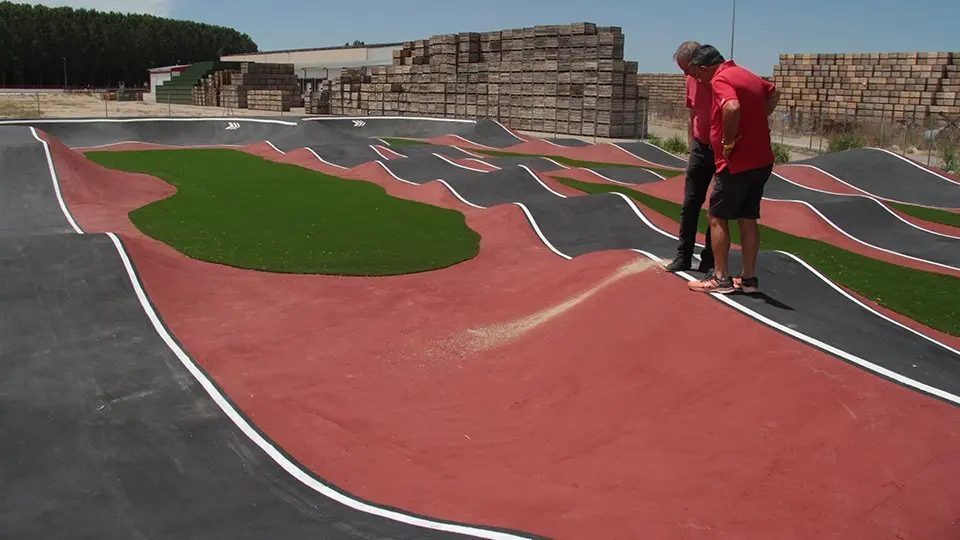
[352,120,366,127]
[225,122,240,130]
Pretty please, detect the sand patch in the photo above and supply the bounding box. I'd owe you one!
[408,256,659,368]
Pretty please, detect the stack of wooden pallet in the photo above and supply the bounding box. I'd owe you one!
[232,62,302,111]
[329,22,643,138]
[305,85,332,114]
[773,52,960,121]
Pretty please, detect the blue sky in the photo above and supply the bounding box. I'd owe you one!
[27,0,960,76]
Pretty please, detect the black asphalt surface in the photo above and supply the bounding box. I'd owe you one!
[0,126,77,237]
[583,166,666,185]
[387,144,481,160]
[303,118,523,148]
[613,141,688,168]
[0,233,536,540]
[796,148,960,208]
[305,143,385,168]
[545,138,590,147]
[766,175,960,270]
[0,116,525,152]
[0,117,297,148]
[381,154,475,183]
[520,192,960,402]
[482,156,567,172]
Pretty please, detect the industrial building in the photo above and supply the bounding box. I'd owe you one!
[220,42,404,93]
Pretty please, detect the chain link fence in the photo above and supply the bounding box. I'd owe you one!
[644,97,960,171]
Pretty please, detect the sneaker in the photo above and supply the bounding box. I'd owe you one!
[662,255,691,272]
[733,275,760,294]
[688,275,736,294]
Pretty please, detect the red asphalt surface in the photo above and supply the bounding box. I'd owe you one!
[51,131,960,539]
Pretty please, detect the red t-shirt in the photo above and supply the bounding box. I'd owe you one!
[685,75,712,145]
[708,60,777,174]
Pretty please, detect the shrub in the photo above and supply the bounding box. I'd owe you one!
[827,132,865,153]
[772,142,791,164]
[661,134,689,155]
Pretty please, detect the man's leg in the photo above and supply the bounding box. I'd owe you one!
[710,215,730,278]
[665,141,712,272]
[733,165,772,293]
[688,172,737,294]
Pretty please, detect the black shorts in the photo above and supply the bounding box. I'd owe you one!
[709,164,773,220]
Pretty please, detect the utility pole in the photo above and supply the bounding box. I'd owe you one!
[730,0,737,60]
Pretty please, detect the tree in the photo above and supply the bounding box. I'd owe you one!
[0,1,258,88]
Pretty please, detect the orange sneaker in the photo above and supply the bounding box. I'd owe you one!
[688,274,736,294]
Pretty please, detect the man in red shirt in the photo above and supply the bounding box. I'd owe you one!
[685,44,780,294]
[663,40,715,275]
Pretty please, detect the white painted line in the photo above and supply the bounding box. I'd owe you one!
[436,180,486,209]
[781,163,958,211]
[376,138,391,146]
[577,168,639,187]
[867,146,960,186]
[73,141,247,150]
[374,161,419,185]
[30,127,83,234]
[446,134,497,150]
[102,232,529,538]
[543,157,569,170]
[370,144,393,161]
[608,142,684,171]
[449,146,486,158]
[772,172,960,241]
[519,165,567,198]
[464,158,500,170]
[623,247,960,406]
[1,117,297,125]
[512,203,572,260]
[303,116,476,124]
[491,119,525,142]
[639,140,689,163]
[305,147,347,169]
[432,152,492,172]
[264,140,286,155]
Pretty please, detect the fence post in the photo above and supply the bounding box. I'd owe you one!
[817,102,824,153]
[36,92,40,116]
[879,108,885,148]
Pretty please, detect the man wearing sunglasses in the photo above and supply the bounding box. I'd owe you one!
[663,40,715,276]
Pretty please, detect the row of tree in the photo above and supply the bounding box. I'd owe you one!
[0,1,259,88]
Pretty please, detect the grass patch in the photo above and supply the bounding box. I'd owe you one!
[888,202,960,228]
[86,148,481,275]
[0,98,42,118]
[379,137,429,146]
[647,134,689,155]
[472,149,680,177]
[555,176,960,337]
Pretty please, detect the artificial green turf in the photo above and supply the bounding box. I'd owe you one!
[472,149,680,177]
[85,148,481,275]
[888,201,960,228]
[555,176,960,337]
[378,137,429,146]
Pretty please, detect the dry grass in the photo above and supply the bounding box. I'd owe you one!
[0,92,303,119]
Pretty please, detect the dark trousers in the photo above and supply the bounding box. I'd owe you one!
[676,139,716,264]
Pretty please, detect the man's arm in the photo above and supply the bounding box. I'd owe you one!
[766,87,780,116]
[687,108,696,149]
[721,99,741,147]
[712,78,740,149]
